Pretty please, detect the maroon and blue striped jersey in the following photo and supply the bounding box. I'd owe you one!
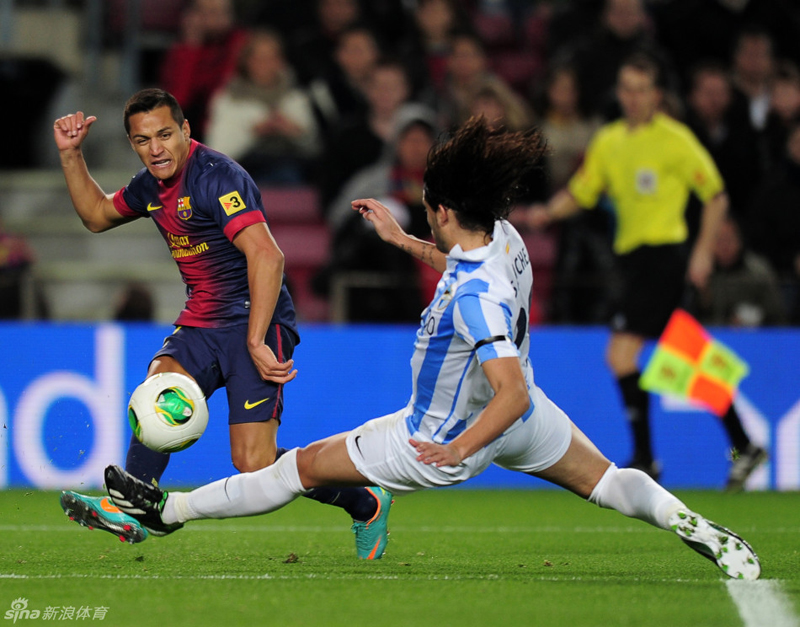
[113,140,297,333]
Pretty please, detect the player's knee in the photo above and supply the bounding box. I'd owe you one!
[294,444,323,488]
[232,447,276,473]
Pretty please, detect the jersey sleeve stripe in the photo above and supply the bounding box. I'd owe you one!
[222,210,267,242]
[113,188,139,217]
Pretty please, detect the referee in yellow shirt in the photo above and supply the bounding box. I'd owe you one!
[528,53,767,490]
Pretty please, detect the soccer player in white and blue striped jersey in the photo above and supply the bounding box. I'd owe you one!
[105,118,761,578]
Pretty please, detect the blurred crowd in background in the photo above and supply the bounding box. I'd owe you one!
[2,0,800,327]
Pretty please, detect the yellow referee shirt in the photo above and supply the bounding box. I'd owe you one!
[567,112,725,255]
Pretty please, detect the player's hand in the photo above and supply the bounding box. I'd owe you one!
[248,343,298,384]
[409,438,463,467]
[53,112,97,152]
[351,198,407,245]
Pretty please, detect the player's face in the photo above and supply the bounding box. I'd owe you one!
[127,106,191,181]
[423,194,450,253]
[617,66,661,125]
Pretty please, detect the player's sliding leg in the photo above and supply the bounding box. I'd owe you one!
[539,423,760,580]
[107,437,392,559]
[590,463,760,580]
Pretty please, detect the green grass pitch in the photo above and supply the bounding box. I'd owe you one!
[0,488,798,627]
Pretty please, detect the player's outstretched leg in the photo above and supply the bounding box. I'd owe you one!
[103,465,184,536]
[60,491,148,544]
[669,510,760,580]
[588,463,761,580]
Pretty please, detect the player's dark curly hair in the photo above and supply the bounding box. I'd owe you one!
[123,88,185,135]
[423,116,546,233]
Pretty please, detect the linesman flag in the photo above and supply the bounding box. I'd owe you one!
[639,309,750,416]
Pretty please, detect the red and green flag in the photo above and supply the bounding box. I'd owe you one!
[639,309,750,416]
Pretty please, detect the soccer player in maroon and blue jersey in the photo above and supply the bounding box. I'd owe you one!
[53,88,391,558]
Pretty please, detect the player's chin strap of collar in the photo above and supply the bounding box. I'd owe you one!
[475,335,508,349]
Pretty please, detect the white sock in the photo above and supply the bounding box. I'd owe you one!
[163,448,306,524]
[588,463,685,530]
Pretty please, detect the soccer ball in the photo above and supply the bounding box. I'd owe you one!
[127,372,209,453]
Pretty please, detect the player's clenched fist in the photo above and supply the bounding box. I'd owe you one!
[53,112,97,151]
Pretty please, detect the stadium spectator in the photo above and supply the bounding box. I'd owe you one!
[763,61,800,167]
[531,64,612,324]
[437,30,528,128]
[551,0,677,120]
[684,61,761,219]
[398,0,474,99]
[747,122,800,324]
[105,117,760,583]
[697,215,786,327]
[523,54,767,490]
[54,88,390,557]
[651,0,800,86]
[315,108,438,321]
[283,0,362,86]
[470,81,535,134]
[317,58,414,213]
[306,22,381,135]
[729,25,776,134]
[534,64,600,195]
[204,29,322,184]
[158,0,248,142]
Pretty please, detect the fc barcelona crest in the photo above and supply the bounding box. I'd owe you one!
[177,196,193,220]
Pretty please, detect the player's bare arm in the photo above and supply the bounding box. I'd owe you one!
[54,112,134,233]
[234,223,297,384]
[688,191,729,290]
[351,197,448,273]
[411,356,530,467]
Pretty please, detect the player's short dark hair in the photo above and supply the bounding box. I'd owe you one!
[123,88,185,135]
[423,116,546,234]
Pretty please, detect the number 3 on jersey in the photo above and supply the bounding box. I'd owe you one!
[219,191,246,216]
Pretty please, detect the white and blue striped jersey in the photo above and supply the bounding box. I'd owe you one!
[405,220,536,444]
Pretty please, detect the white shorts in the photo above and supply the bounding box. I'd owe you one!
[344,385,573,495]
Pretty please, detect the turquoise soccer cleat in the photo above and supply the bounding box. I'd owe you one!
[60,491,149,544]
[351,487,393,560]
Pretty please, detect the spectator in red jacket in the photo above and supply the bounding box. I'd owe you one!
[159,0,248,141]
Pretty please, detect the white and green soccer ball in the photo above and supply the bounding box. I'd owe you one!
[127,372,209,453]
